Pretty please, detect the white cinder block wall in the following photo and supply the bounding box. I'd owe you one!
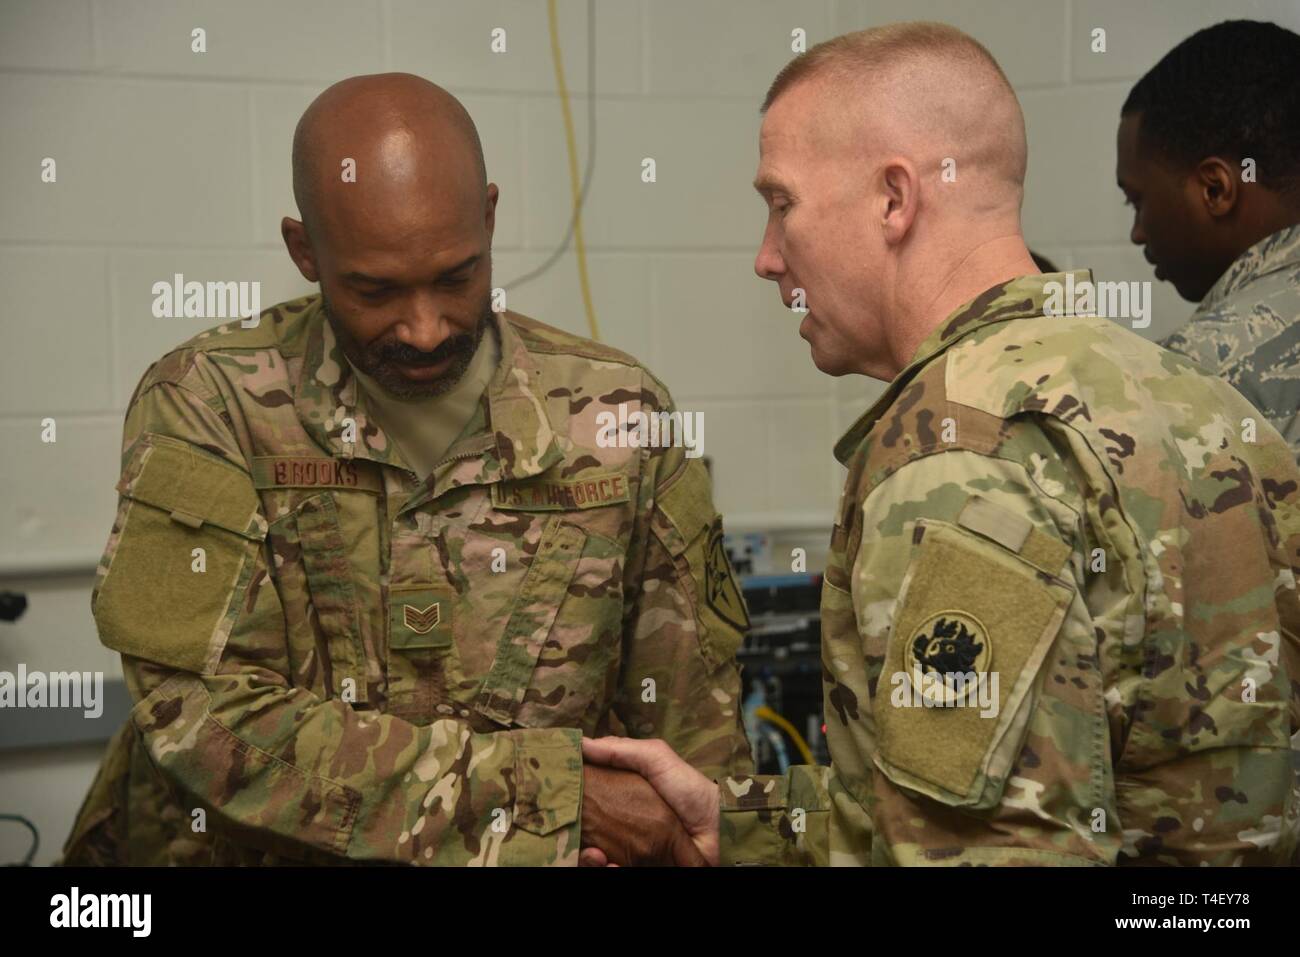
[2,0,1296,863]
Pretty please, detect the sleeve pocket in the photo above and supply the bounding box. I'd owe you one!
[95,433,266,675]
[511,729,583,836]
[872,517,1074,810]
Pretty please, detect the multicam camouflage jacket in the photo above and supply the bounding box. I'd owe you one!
[62,295,753,866]
[720,271,1300,866]
[1162,223,1300,459]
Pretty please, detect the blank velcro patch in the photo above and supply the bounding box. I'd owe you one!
[96,434,265,675]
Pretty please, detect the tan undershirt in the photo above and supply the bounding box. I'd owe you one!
[348,325,500,478]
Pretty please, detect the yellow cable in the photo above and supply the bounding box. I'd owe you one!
[546,0,600,342]
[754,705,816,766]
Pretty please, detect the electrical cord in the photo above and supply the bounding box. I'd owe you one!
[0,813,39,866]
[503,0,600,341]
[754,705,816,766]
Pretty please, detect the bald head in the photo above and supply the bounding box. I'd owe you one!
[291,73,487,241]
[281,73,500,401]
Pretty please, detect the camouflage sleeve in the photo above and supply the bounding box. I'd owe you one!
[610,384,754,782]
[94,365,582,865]
[722,440,1299,866]
[1159,318,1225,373]
[721,447,1100,866]
[719,764,834,865]
[1164,315,1300,458]
[1220,359,1300,460]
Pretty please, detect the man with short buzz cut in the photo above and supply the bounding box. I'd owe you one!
[61,73,753,867]
[1116,19,1300,458]
[584,22,1300,867]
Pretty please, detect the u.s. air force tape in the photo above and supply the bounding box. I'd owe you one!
[491,472,630,511]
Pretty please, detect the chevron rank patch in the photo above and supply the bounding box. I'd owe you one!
[405,602,440,634]
[389,585,453,650]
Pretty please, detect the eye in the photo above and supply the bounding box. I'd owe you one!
[358,287,393,302]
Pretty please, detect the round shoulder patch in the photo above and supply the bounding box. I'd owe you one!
[903,610,992,706]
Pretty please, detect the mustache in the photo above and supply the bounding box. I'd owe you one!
[375,333,475,366]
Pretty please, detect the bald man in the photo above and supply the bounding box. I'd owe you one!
[585,23,1300,866]
[61,74,752,866]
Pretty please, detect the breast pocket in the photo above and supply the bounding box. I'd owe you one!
[468,516,624,733]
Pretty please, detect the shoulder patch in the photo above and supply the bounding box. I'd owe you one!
[874,518,1073,808]
[704,516,747,631]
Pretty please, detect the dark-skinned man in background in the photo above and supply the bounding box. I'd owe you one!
[1116,19,1300,458]
[61,74,752,867]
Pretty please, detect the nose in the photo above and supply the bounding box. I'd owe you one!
[1129,215,1146,247]
[754,220,785,281]
[396,290,450,353]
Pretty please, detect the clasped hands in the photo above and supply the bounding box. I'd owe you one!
[579,737,720,867]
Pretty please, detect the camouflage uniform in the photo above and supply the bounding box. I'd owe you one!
[62,295,753,866]
[1162,223,1300,459]
[720,271,1300,866]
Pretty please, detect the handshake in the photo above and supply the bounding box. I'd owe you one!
[578,737,722,867]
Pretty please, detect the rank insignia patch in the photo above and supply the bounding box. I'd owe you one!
[389,585,453,649]
[703,517,748,631]
[403,602,441,635]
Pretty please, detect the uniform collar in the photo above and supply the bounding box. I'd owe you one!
[1199,222,1300,311]
[832,269,1093,464]
[295,300,563,497]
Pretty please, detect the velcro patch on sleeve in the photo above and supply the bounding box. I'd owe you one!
[957,495,1071,578]
[873,519,1073,809]
[120,434,264,539]
[655,458,714,547]
[96,434,265,675]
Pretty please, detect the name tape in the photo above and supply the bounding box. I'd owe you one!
[251,456,382,492]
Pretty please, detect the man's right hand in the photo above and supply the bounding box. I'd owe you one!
[580,764,708,866]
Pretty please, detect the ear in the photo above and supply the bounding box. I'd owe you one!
[484,183,499,241]
[1195,157,1238,219]
[879,158,920,245]
[281,217,320,283]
